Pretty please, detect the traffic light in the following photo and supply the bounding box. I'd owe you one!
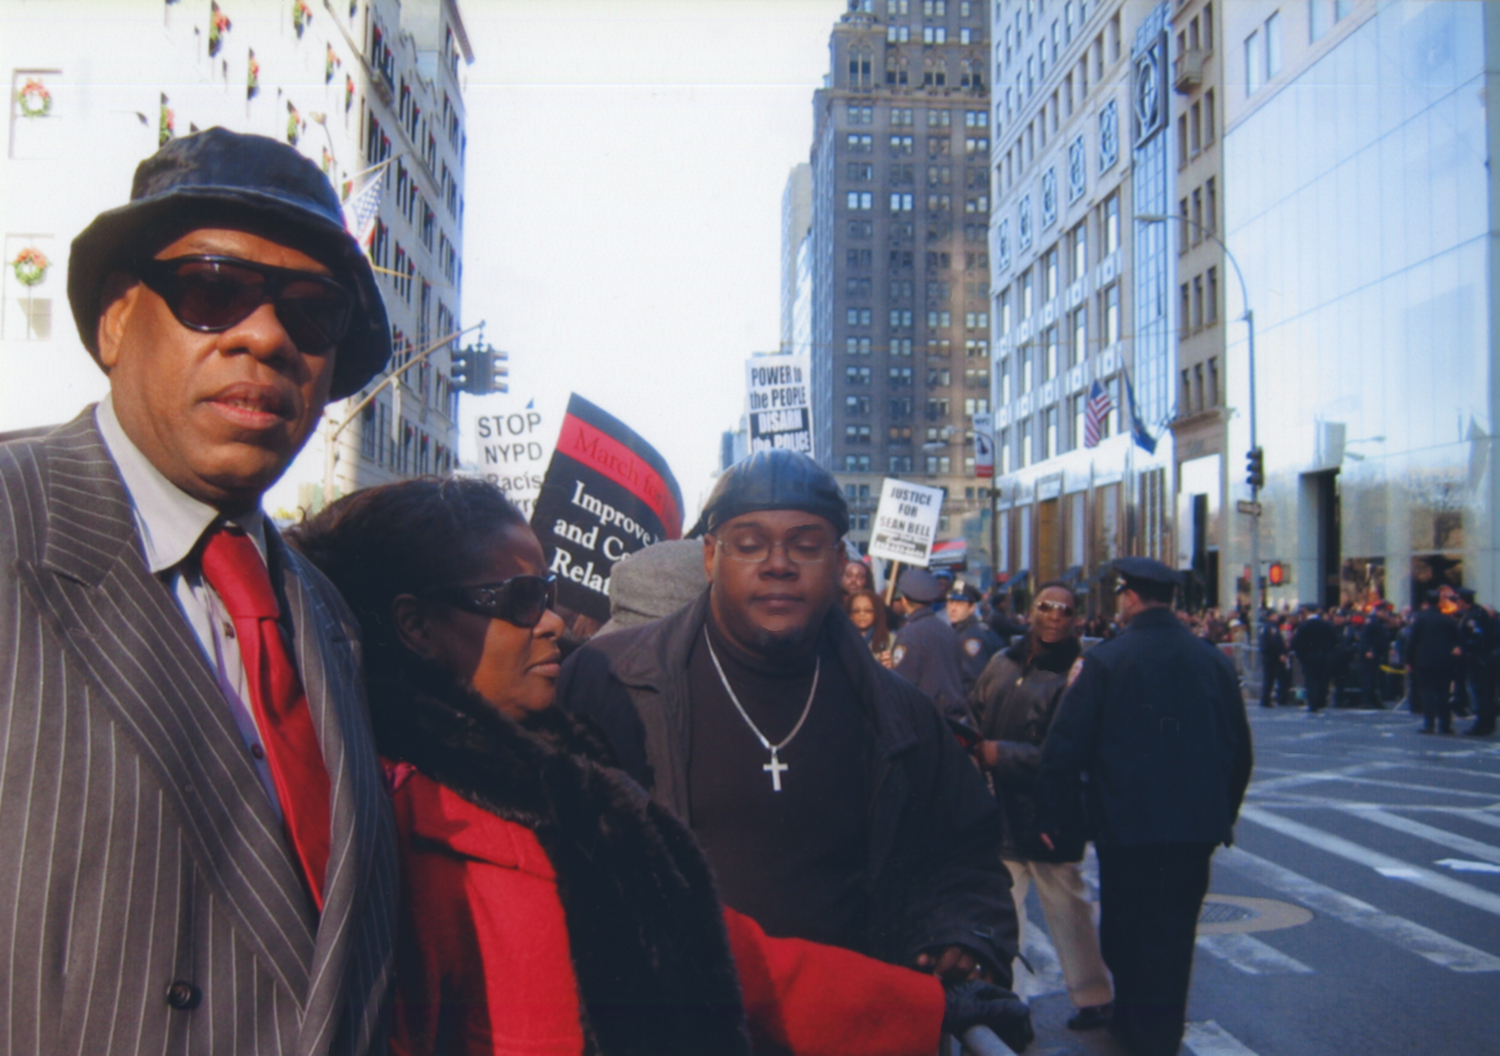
[489,347,510,394]
[450,345,499,396]
[1245,447,1265,490]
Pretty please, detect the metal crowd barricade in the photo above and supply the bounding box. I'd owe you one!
[939,1025,1018,1056]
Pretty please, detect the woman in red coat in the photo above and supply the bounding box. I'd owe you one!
[292,478,1030,1056]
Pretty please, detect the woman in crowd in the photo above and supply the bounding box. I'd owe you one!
[841,557,874,600]
[291,477,1029,1056]
[845,587,894,661]
[968,581,1115,1033]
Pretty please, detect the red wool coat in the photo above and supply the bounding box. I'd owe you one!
[387,768,945,1056]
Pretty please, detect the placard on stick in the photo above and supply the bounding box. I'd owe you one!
[867,477,944,566]
[530,394,684,622]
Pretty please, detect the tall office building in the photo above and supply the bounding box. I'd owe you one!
[987,0,1175,608]
[1221,0,1495,609]
[1167,0,1228,609]
[808,0,992,550]
[0,0,472,516]
[780,162,812,354]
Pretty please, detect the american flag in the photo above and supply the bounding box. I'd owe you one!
[342,164,387,249]
[1083,379,1113,448]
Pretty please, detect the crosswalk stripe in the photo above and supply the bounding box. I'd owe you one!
[1195,932,1313,975]
[1251,770,1499,800]
[1240,805,1500,917]
[1334,804,1500,865]
[1425,806,1500,831]
[1217,845,1500,971]
[1184,1019,1261,1056]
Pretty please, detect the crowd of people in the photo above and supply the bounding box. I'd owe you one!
[0,128,1272,1056]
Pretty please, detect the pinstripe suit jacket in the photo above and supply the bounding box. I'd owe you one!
[0,410,398,1055]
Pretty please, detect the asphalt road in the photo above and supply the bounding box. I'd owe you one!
[1007,704,1500,1056]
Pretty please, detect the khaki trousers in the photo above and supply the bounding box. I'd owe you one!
[1005,857,1114,1009]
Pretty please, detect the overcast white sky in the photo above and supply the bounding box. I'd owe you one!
[457,0,847,520]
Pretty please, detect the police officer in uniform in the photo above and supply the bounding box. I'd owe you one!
[1458,588,1497,736]
[890,568,970,723]
[949,580,1006,695]
[1259,613,1291,708]
[1035,558,1253,1056]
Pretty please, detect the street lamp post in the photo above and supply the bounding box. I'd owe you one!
[321,320,486,504]
[1135,213,1260,655]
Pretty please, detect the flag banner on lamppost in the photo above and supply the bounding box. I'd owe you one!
[868,477,944,566]
[973,412,994,479]
[530,394,684,622]
[745,353,813,454]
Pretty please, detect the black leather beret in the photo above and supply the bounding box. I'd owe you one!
[689,449,849,538]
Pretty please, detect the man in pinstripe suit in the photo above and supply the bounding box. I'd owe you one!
[0,129,398,1054]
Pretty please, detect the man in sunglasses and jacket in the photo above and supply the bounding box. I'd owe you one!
[0,129,397,1055]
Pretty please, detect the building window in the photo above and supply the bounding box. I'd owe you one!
[1072,307,1088,366]
[1206,267,1219,325]
[1044,407,1058,459]
[964,397,990,418]
[1102,283,1120,344]
[846,425,872,444]
[846,395,871,413]
[1043,248,1059,301]
[892,192,915,211]
[1102,193,1120,255]
[891,134,915,154]
[847,191,874,210]
[1041,168,1058,227]
[1018,195,1033,250]
[1067,135,1087,202]
[1044,326,1058,379]
[847,366,872,384]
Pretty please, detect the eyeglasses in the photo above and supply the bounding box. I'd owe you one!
[136,255,355,353]
[1113,581,1131,596]
[422,574,558,628]
[715,535,837,566]
[1035,600,1074,616]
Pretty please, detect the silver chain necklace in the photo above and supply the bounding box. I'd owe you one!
[703,630,819,792]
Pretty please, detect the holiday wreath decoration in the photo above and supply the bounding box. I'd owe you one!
[12,248,49,287]
[16,78,50,118]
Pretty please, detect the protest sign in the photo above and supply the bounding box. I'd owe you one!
[530,394,684,622]
[973,412,994,480]
[460,393,564,518]
[745,353,813,454]
[867,477,944,566]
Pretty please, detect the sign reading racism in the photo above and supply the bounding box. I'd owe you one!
[530,394,684,621]
[746,353,813,454]
[868,477,944,566]
[460,393,564,518]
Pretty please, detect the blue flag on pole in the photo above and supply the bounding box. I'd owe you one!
[1124,372,1157,455]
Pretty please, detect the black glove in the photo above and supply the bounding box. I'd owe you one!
[942,977,1034,1053]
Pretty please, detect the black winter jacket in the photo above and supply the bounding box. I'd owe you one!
[1036,607,1253,848]
[969,637,1086,863]
[556,590,1019,982]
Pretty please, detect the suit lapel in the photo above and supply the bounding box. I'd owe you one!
[275,537,396,1052]
[22,414,318,1002]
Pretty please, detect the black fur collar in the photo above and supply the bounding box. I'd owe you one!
[368,673,752,1056]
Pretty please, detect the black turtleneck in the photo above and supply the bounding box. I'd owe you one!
[686,615,871,952]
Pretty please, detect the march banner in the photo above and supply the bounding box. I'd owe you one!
[530,394,684,622]
[745,353,813,454]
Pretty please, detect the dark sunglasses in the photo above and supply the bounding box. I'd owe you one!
[136,255,354,353]
[422,574,558,628]
[1035,600,1074,616]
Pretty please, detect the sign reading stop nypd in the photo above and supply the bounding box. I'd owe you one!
[531,395,684,622]
[868,477,944,566]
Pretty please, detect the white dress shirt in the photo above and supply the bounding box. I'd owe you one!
[96,396,283,817]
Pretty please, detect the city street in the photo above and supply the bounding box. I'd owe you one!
[1013,705,1500,1056]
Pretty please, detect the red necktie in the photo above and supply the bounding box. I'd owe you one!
[201,526,331,912]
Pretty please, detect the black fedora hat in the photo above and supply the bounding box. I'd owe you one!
[68,127,390,400]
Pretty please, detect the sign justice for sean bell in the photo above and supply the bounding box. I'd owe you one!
[530,394,684,622]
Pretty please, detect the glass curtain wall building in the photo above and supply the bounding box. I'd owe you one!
[1222,0,1495,609]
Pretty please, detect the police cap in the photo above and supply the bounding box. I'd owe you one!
[950,580,983,604]
[897,567,944,603]
[1112,557,1181,589]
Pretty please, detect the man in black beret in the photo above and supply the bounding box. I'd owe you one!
[559,449,1031,1050]
[1035,557,1252,1056]
[0,129,396,1054]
